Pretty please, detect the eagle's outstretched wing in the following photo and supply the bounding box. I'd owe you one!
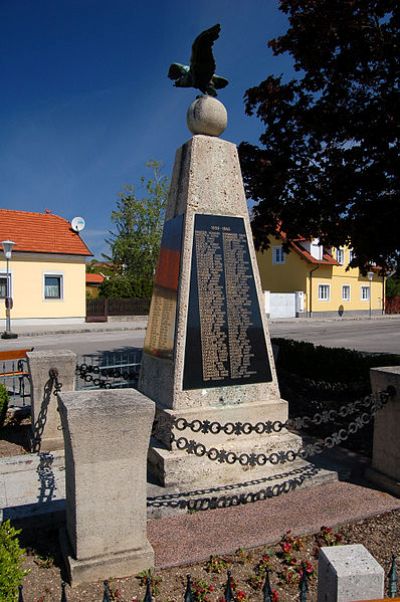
[190,24,221,93]
[168,63,189,81]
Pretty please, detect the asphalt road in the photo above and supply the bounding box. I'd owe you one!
[1,316,399,357]
[269,317,400,354]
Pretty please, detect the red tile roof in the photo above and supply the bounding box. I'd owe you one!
[86,273,105,284]
[277,229,338,266]
[0,209,92,256]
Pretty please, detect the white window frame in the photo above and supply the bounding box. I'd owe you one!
[272,245,285,264]
[0,271,12,299]
[342,285,351,301]
[318,284,330,301]
[361,286,370,301]
[336,247,344,265]
[43,272,64,301]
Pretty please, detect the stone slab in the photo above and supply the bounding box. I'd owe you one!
[60,528,154,586]
[58,388,154,562]
[149,431,310,488]
[153,399,289,448]
[0,450,65,522]
[317,544,384,602]
[369,367,400,483]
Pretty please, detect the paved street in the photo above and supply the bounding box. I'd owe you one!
[269,316,400,354]
[0,315,399,356]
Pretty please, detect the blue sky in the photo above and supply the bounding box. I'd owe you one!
[0,1,293,258]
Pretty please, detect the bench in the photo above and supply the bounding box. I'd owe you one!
[0,348,33,379]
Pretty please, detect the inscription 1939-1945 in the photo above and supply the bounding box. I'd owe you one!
[183,214,272,390]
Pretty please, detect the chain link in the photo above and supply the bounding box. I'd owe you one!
[49,368,62,396]
[76,363,137,388]
[168,391,391,467]
[160,392,383,437]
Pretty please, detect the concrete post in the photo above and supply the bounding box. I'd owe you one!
[58,388,155,585]
[365,366,400,495]
[317,544,384,602]
[27,350,76,452]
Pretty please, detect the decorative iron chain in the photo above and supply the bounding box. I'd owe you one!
[169,390,392,467]
[49,368,63,396]
[75,363,137,388]
[163,390,393,437]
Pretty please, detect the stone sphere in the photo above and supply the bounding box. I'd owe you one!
[187,96,227,137]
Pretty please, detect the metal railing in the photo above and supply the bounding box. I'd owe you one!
[76,350,142,391]
[14,555,399,601]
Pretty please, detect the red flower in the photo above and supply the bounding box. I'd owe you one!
[282,542,292,553]
[272,590,279,602]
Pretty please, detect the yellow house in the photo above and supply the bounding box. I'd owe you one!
[257,232,384,318]
[0,209,92,326]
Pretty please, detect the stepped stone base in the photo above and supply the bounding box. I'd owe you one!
[153,400,289,448]
[60,529,154,587]
[147,457,338,518]
[149,429,307,488]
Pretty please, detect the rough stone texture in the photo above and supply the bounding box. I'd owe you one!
[27,350,76,452]
[317,544,384,602]
[187,96,227,136]
[58,388,155,585]
[365,366,400,495]
[138,134,292,487]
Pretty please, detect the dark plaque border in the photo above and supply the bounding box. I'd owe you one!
[183,214,272,390]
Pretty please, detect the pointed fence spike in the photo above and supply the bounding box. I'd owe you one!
[143,576,153,602]
[184,573,194,602]
[18,585,24,602]
[103,580,111,602]
[388,553,398,598]
[60,581,68,602]
[224,570,234,602]
[299,563,309,602]
[263,568,273,602]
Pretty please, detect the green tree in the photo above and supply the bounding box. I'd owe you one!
[239,0,399,273]
[101,161,169,298]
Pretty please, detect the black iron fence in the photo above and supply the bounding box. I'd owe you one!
[76,350,142,390]
[86,297,150,321]
[15,555,400,601]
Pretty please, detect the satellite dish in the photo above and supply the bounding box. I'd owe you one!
[71,216,86,232]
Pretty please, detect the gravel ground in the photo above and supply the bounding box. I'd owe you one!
[17,509,400,602]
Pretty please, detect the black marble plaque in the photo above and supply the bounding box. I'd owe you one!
[183,214,272,390]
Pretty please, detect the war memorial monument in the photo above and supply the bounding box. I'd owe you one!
[138,25,321,490]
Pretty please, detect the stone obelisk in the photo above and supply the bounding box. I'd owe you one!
[139,95,304,488]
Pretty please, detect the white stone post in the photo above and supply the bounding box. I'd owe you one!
[365,366,400,495]
[27,350,76,452]
[58,388,155,585]
[317,544,384,602]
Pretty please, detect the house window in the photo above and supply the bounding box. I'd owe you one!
[272,246,285,264]
[342,285,351,301]
[318,284,330,301]
[44,275,63,299]
[361,286,370,301]
[336,248,344,264]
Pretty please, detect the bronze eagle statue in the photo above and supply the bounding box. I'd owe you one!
[168,24,229,97]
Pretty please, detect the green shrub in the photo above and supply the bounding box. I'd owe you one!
[0,520,27,601]
[0,383,9,428]
[272,338,400,385]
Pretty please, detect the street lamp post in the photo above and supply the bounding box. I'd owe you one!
[367,270,374,320]
[1,240,18,339]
